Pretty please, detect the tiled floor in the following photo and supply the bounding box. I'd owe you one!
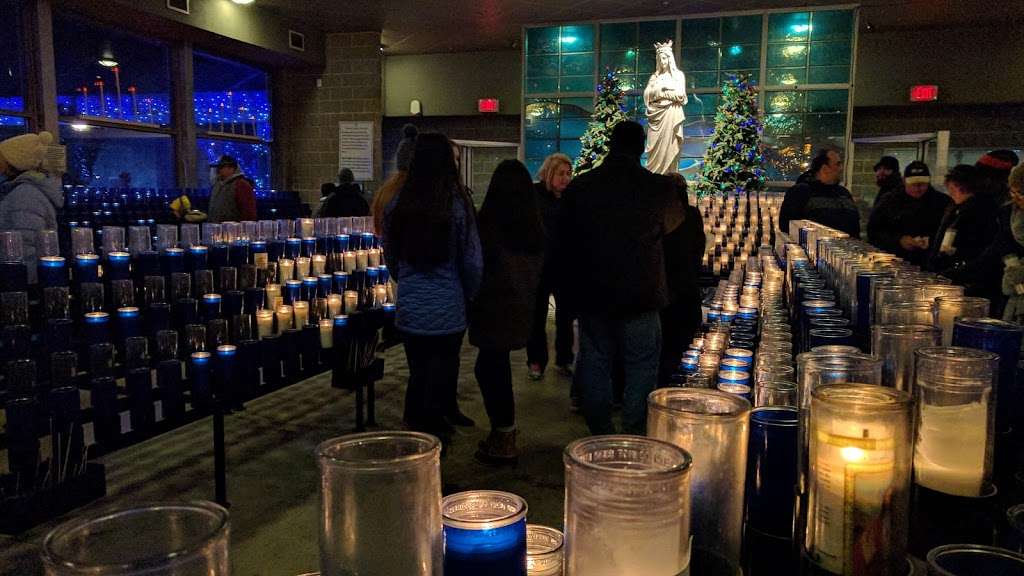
[0,328,589,575]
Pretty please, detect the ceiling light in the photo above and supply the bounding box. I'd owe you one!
[70,123,91,132]
[97,42,118,68]
[232,0,255,4]
[791,24,811,34]
[560,36,577,45]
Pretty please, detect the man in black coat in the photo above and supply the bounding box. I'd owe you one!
[779,148,860,237]
[872,155,903,207]
[867,161,950,266]
[318,168,369,218]
[559,121,679,435]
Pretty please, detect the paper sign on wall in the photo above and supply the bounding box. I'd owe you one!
[338,121,374,181]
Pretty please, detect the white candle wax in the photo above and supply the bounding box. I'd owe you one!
[914,401,987,496]
[253,252,268,269]
[367,248,381,268]
[265,284,281,308]
[293,301,309,327]
[343,290,359,314]
[312,255,327,276]
[295,257,311,279]
[343,251,356,273]
[327,294,342,317]
[278,259,295,282]
[276,305,293,333]
[319,319,333,348]
[256,310,274,339]
[356,250,368,271]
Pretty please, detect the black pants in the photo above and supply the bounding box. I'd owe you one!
[401,330,464,433]
[659,299,702,387]
[526,277,574,369]
[474,348,515,430]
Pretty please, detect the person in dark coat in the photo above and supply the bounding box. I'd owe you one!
[779,148,860,237]
[383,133,483,443]
[867,161,950,266]
[872,155,903,207]
[927,165,1000,298]
[560,120,680,435]
[527,152,575,380]
[469,160,545,464]
[318,168,369,217]
[975,149,1020,204]
[659,173,705,387]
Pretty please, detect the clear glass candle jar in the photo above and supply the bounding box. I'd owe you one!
[880,301,936,326]
[934,296,990,346]
[42,501,229,575]
[647,389,749,575]
[914,347,997,497]
[804,384,913,575]
[526,525,563,576]
[755,379,798,408]
[317,432,442,576]
[564,435,691,576]
[871,324,942,393]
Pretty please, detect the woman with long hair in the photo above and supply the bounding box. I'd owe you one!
[383,133,483,441]
[470,160,545,464]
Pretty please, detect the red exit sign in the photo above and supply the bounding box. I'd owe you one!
[910,85,939,102]
[478,98,500,113]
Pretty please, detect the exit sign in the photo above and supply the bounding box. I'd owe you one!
[478,98,500,113]
[910,85,939,102]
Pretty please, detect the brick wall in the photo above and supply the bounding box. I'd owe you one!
[275,31,383,206]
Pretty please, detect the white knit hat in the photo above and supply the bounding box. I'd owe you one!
[0,131,53,172]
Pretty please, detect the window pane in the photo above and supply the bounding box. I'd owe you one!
[722,15,762,44]
[682,46,719,71]
[769,12,810,43]
[808,66,850,84]
[639,20,676,47]
[0,0,24,112]
[196,138,271,190]
[560,139,582,160]
[527,27,561,54]
[807,90,848,113]
[524,119,558,140]
[720,70,759,86]
[526,55,559,78]
[525,99,560,120]
[767,43,808,68]
[682,18,719,47]
[617,75,638,92]
[809,41,851,66]
[0,115,27,140]
[766,91,806,113]
[526,78,558,94]
[60,123,174,188]
[560,25,594,53]
[561,53,594,77]
[764,113,803,137]
[194,52,271,140]
[720,43,760,69]
[560,76,593,93]
[637,50,659,74]
[685,94,718,117]
[525,138,557,160]
[601,23,637,51]
[600,51,637,75]
[688,71,719,90]
[767,67,806,86]
[560,98,594,117]
[811,10,854,42]
[54,15,171,126]
[560,118,589,139]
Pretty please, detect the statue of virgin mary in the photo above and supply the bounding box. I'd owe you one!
[644,41,688,174]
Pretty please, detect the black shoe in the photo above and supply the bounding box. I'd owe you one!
[446,411,476,427]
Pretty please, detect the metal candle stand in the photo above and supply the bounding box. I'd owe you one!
[330,308,386,431]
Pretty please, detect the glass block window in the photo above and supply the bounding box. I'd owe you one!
[525,25,595,95]
[762,89,848,180]
[681,16,762,91]
[194,51,272,141]
[53,15,171,127]
[196,138,271,191]
[766,10,853,86]
[59,123,174,188]
[523,97,594,176]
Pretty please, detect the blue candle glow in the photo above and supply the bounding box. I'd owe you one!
[720,358,751,373]
[680,356,699,374]
[284,279,302,305]
[718,369,751,388]
[379,265,390,285]
[189,245,209,272]
[738,307,758,321]
[285,237,301,259]
[333,271,349,294]
[38,256,67,288]
[202,293,222,322]
[708,310,722,323]
[84,311,111,343]
[268,239,285,262]
[302,277,318,302]
[443,491,528,576]
[383,303,396,317]
[318,274,332,297]
[116,306,141,341]
[334,234,350,253]
[215,344,237,400]
[366,267,380,286]
[718,382,752,401]
[301,237,316,258]
[162,247,185,276]
[333,314,348,342]
[105,251,131,281]
[361,232,377,249]
[189,351,212,409]
[251,240,267,258]
[745,407,798,537]
[953,318,1024,436]
[75,254,100,283]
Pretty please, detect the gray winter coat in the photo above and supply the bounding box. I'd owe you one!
[0,171,63,282]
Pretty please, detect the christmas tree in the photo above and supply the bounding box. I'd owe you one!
[574,69,630,176]
[693,73,767,197]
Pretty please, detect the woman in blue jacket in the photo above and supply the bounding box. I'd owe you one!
[383,133,483,441]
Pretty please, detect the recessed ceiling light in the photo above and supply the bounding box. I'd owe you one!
[98,42,117,67]
[231,0,254,4]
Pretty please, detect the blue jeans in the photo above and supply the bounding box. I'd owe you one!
[577,311,662,435]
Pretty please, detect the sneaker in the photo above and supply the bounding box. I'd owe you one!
[475,430,518,466]
[446,410,476,428]
[528,363,544,381]
[556,363,574,378]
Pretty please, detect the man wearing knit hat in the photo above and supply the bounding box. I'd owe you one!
[0,131,63,283]
[975,149,1020,202]
[872,155,902,207]
[868,160,950,266]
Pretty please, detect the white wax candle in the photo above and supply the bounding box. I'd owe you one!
[295,257,311,279]
[256,310,274,339]
[300,219,314,238]
[373,285,388,306]
[367,248,381,268]
[914,401,987,496]
[343,290,359,314]
[327,294,342,318]
[293,301,309,327]
[278,259,295,281]
[319,319,333,348]
[356,250,368,271]
[312,254,327,276]
[253,252,268,269]
[265,284,281,308]
[343,251,356,272]
[276,305,293,333]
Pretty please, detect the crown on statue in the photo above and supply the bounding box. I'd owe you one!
[654,40,673,54]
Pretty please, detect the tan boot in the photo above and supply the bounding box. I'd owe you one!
[475,429,518,466]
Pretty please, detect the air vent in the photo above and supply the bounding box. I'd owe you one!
[166,0,189,15]
[289,30,306,52]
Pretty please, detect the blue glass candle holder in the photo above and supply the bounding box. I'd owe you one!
[718,375,752,401]
[75,254,100,284]
[83,311,111,344]
[46,318,74,353]
[707,310,722,323]
[383,303,396,317]
[725,348,754,362]
[189,351,213,410]
[209,244,230,271]
[720,358,751,373]
[301,237,317,258]
[302,277,318,302]
[284,280,302,305]
[268,238,285,262]
[680,356,699,374]
[333,271,349,294]
[745,407,798,537]
[251,240,267,263]
[161,247,185,276]
[361,232,377,249]
[335,234,350,253]
[443,490,528,576]
[134,250,161,278]
[116,306,142,341]
[224,291,244,317]
[285,237,301,259]
[176,297,198,329]
[953,318,1024,436]
[202,293,222,322]
[188,245,209,272]
[318,274,333,297]
[147,302,171,336]
[230,240,250,268]
[215,344,237,402]
[38,256,68,288]
[366,267,381,287]
[244,287,264,314]
[379,265,390,285]
[738,307,758,321]
[332,314,349,343]
[0,261,27,292]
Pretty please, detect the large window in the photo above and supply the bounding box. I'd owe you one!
[1,0,28,136]
[60,123,174,188]
[194,51,272,188]
[523,97,593,177]
[525,24,596,96]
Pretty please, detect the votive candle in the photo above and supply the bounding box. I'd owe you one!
[276,305,293,333]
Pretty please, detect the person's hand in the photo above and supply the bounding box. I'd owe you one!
[915,236,930,250]
[899,235,919,251]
